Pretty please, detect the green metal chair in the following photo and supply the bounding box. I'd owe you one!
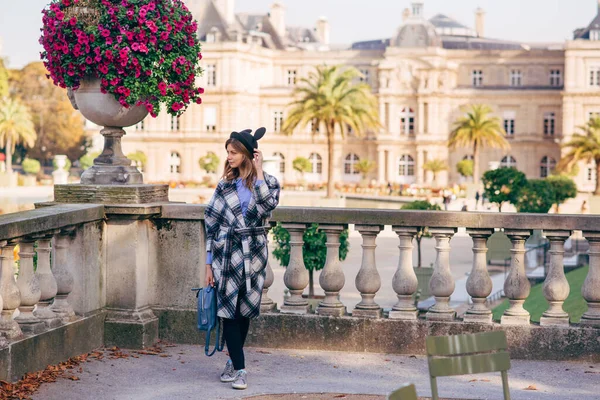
[426,330,511,400]
[387,383,418,400]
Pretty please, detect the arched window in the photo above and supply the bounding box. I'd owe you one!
[169,152,181,174]
[273,152,285,173]
[500,155,517,168]
[344,153,360,175]
[398,155,415,176]
[540,156,556,178]
[309,153,322,174]
[400,107,415,135]
[463,154,474,161]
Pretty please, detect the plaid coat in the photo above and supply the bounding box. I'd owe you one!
[204,172,280,319]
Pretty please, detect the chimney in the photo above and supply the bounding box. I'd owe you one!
[316,16,330,44]
[475,7,485,37]
[269,2,286,38]
[402,8,411,22]
[411,2,424,18]
[215,0,235,25]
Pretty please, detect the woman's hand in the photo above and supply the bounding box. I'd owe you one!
[205,264,215,287]
[254,149,264,179]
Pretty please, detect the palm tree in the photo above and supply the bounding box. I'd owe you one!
[283,65,381,198]
[0,97,36,174]
[423,158,448,184]
[355,159,375,180]
[448,104,510,184]
[558,117,600,195]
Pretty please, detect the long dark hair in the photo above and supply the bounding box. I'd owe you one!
[222,138,257,189]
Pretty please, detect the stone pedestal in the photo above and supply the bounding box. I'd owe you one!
[104,307,158,349]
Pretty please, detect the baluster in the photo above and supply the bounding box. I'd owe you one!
[464,229,494,323]
[280,223,310,314]
[50,227,76,323]
[0,240,22,339]
[540,230,571,326]
[352,225,383,318]
[580,232,600,326]
[33,233,60,327]
[426,228,457,321]
[14,238,45,333]
[317,225,347,317]
[389,227,419,320]
[501,229,532,325]
[260,224,277,313]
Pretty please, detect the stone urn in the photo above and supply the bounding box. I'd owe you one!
[69,79,148,185]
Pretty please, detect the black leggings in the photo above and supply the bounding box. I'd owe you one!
[223,282,250,370]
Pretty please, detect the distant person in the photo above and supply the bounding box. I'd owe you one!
[387,181,393,195]
[443,194,450,211]
[475,191,480,208]
[581,200,589,214]
[461,202,468,212]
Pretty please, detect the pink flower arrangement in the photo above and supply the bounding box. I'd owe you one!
[40,0,204,117]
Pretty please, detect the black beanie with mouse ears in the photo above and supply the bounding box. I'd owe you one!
[228,127,266,156]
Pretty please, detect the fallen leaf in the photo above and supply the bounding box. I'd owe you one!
[584,371,599,374]
[333,365,338,369]
[524,385,537,390]
[409,355,417,358]
[67,376,80,381]
[159,354,171,358]
[334,396,347,398]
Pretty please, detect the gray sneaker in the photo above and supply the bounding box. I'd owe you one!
[231,370,247,390]
[220,360,235,382]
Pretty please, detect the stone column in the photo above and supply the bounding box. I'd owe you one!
[352,225,383,318]
[14,238,45,334]
[426,228,457,321]
[464,229,494,323]
[33,233,60,328]
[580,232,600,326]
[260,225,277,313]
[280,223,310,314]
[317,225,347,317]
[0,241,22,339]
[51,227,77,323]
[378,149,386,183]
[540,230,571,326]
[501,229,532,325]
[389,227,419,320]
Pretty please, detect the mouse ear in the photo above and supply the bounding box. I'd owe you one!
[253,127,266,141]
[239,129,253,135]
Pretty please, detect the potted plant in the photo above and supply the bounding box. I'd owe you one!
[40,0,204,184]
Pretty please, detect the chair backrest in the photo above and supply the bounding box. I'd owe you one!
[387,383,418,400]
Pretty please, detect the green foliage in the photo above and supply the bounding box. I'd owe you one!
[456,159,473,177]
[401,200,441,267]
[482,167,527,211]
[271,223,349,272]
[558,117,600,194]
[292,157,312,175]
[79,151,100,170]
[546,175,578,211]
[355,159,376,179]
[515,179,555,213]
[21,158,41,175]
[0,59,8,98]
[52,157,72,171]
[198,152,220,174]
[0,96,37,173]
[128,151,147,169]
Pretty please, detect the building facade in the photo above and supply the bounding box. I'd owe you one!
[106,0,600,191]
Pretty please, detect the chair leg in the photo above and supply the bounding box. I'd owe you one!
[501,370,511,400]
[430,376,439,400]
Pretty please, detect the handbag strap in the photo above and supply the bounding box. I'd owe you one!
[204,317,224,356]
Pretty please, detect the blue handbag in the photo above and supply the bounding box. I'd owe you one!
[191,285,224,356]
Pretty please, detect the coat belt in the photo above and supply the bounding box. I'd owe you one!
[221,225,268,294]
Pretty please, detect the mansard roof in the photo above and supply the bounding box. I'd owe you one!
[429,14,469,30]
[573,8,600,39]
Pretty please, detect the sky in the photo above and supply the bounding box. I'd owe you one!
[0,0,597,69]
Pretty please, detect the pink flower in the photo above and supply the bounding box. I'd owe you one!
[197,87,205,94]
[69,17,77,27]
[164,44,172,51]
[98,65,109,74]
[55,11,64,20]
[160,31,169,41]
[101,29,111,38]
[145,20,158,33]
[86,56,93,64]
[158,82,167,96]
[171,102,183,112]
[131,43,140,51]
[110,78,120,85]
[145,103,154,114]
[139,43,148,53]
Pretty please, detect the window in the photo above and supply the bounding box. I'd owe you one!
[510,69,522,87]
[463,154,474,161]
[400,107,415,135]
[503,111,516,136]
[589,66,600,87]
[170,116,180,131]
[310,119,320,134]
[500,155,517,168]
[472,70,483,87]
[540,156,556,178]
[344,153,360,175]
[206,64,216,86]
[359,68,370,83]
[273,152,285,173]
[398,155,415,176]
[273,111,284,133]
[550,69,562,87]
[591,30,600,41]
[134,120,145,131]
[588,166,594,182]
[287,69,297,86]
[204,107,216,132]
[169,152,181,174]
[309,153,322,174]
[589,111,600,121]
[544,112,556,136]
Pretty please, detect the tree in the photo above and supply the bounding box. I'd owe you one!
[128,151,147,171]
[283,65,381,198]
[79,151,100,171]
[449,104,510,184]
[515,179,555,213]
[355,159,375,180]
[21,158,41,176]
[401,200,442,268]
[481,167,527,212]
[271,223,349,298]
[292,157,312,180]
[456,159,473,179]
[0,59,8,98]
[546,175,578,213]
[198,152,220,174]
[9,62,88,164]
[0,97,36,174]
[558,117,600,195]
[423,158,448,184]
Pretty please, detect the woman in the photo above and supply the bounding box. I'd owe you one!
[204,127,280,390]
